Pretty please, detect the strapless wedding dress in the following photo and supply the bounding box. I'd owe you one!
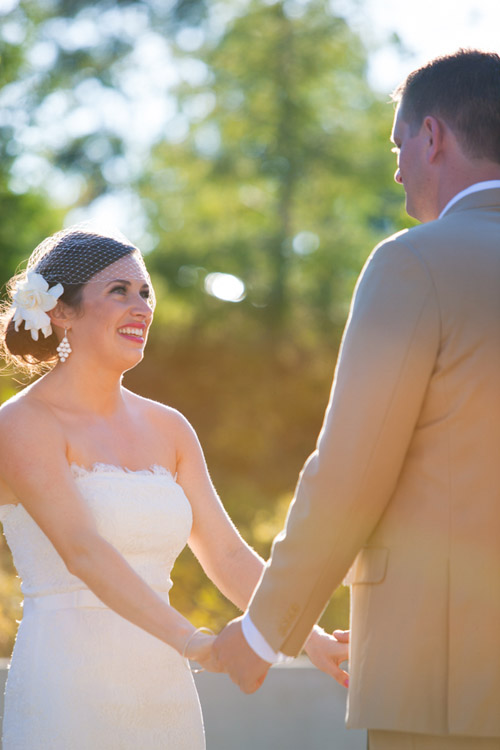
[0,464,205,749]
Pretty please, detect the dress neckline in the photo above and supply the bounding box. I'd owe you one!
[69,462,175,480]
[0,464,178,515]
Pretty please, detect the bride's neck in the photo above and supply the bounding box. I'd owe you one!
[38,364,125,416]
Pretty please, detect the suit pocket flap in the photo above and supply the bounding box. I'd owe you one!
[343,547,389,586]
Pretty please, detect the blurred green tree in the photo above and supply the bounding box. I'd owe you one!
[0,0,210,212]
[139,0,407,339]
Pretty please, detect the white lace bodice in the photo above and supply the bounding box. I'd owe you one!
[0,463,193,598]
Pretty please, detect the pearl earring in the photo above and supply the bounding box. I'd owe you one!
[56,329,72,363]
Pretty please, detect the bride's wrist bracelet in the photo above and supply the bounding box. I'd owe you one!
[182,626,215,673]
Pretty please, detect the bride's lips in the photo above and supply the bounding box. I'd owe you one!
[117,324,146,343]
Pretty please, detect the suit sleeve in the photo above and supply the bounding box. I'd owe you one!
[248,237,440,655]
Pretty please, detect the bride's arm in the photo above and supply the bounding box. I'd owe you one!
[170,410,349,684]
[170,410,264,611]
[0,399,219,669]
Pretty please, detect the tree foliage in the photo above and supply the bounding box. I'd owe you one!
[141,0,406,339]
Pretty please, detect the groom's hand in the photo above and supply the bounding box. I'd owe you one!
[213,616,271,694]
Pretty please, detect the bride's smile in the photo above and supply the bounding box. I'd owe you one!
[117,323,146,342]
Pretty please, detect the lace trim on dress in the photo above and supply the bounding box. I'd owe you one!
[69,462,175,480]
[0,464,178,520]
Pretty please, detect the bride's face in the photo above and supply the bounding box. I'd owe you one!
[68,254,154,371]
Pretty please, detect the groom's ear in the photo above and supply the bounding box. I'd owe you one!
[49,301,76,333]
[423,115,445,164]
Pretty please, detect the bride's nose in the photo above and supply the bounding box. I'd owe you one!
[131,296,153,320]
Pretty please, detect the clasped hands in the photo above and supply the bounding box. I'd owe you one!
[186,617,350,695]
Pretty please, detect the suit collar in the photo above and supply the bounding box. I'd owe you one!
[441,183,500,218]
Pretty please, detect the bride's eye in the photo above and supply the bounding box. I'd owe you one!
[110,285,127,295]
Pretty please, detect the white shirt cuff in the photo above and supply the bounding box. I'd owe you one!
[241,612,293,664]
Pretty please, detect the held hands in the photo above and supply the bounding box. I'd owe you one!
[183,627,224,673]
[213,617,271,694]
[304,627,350,688]
[189,620,350,693]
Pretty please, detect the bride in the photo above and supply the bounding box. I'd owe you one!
[0,226,348,749]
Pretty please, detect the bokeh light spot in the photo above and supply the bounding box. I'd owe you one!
[204,272,246,303]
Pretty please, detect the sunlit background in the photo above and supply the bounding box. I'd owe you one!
[0,0,498,654]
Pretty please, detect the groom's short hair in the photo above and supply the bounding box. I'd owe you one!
[392,49,500,164]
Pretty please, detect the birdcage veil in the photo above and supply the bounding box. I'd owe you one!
[25,222,155,307]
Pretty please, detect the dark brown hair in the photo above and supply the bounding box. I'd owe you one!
[392,49,500,163]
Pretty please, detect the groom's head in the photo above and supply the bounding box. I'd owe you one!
[393,49,500,164]
[390,50,500,222]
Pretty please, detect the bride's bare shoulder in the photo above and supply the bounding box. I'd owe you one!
[123,389,192,435]
[0,385,62,442]
[0,387,67,504]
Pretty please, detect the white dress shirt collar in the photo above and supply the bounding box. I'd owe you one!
[439,180,500,219]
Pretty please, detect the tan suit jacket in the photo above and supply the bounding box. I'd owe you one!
[248,189,500,737]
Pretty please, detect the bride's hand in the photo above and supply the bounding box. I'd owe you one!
[184,631,223,673]
[304,627,350,688]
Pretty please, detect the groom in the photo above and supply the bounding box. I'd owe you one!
[214,49,500,749]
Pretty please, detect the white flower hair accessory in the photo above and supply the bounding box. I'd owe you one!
[11,271,64,341]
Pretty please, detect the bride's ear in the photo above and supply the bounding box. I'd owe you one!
[49,301,75,334]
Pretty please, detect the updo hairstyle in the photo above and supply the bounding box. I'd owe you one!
[0,229,139,374]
